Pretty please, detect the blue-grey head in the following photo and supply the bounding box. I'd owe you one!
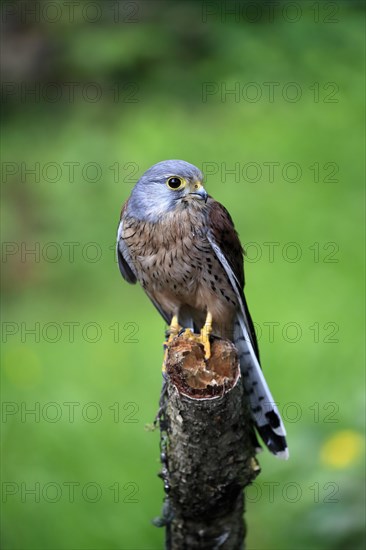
[126,160,208,222]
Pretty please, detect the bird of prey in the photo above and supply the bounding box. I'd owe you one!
[116,160,288,459]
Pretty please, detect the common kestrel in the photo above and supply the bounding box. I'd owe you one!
[116,160,288,459]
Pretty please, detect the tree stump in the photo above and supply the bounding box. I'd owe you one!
[157,333,260,549]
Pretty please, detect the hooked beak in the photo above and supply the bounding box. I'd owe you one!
[189,184,208,203]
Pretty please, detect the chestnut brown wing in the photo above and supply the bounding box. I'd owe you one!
[207,199,259,359]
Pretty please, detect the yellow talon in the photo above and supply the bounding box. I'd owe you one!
[169,314,180,336]
[200,310,213,359]
[163,315,181,345]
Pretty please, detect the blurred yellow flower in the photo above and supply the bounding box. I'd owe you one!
[320,430,364,468]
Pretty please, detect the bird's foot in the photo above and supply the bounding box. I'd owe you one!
[201,311,213,359]
[200,327,212,360]
[163,312,213,365]
[180,326,212,360]
[164,315,181,343]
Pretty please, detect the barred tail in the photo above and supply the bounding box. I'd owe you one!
[233,317,289,459]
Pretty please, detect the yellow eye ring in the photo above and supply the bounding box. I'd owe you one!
[166,176,185,190]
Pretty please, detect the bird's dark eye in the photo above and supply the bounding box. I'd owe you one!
[167,176,184,190]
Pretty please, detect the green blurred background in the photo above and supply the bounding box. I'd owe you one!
[1,1,365,548]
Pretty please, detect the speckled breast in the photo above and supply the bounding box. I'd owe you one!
[121,206,238,326]
[121,209,210,293]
